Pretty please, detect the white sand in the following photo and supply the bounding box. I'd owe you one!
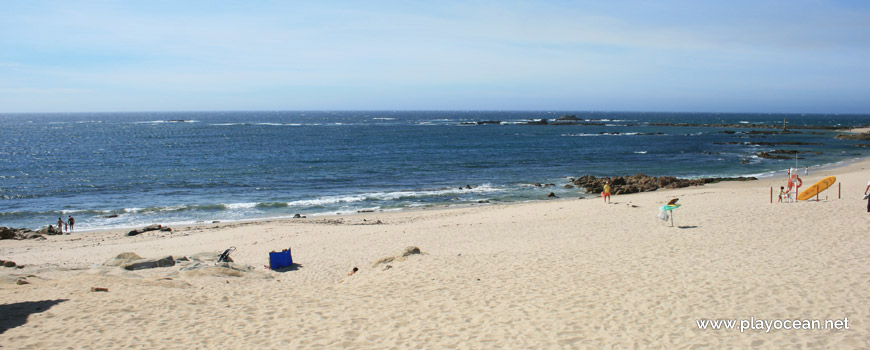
[844,127,870,134]
[2,160,870,348]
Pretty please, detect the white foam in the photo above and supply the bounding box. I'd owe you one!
[287,195,368,207]
[225,202,258,209]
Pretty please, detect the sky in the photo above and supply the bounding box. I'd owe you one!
[1,0,869,114]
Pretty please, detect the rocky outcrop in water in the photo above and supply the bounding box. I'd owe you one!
[571,174,756,195]
[756,150,822,160]
[835,132,870,140]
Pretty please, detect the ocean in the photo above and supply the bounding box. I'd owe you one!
[1,111,868,231]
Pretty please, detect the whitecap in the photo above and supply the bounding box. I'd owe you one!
[224,202,258,209]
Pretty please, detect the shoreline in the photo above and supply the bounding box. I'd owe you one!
[2,157,869,348]
[45,154,870,235]
[12,155,870,247]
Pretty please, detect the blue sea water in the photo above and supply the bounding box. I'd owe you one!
[1,111,868,231]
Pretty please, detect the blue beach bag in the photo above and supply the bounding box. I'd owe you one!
[269,249,293,270]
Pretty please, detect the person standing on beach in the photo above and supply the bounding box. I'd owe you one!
[865,179,870,213]
[57,217,65,234]
[602,181,611,204]
[68,215,75,233]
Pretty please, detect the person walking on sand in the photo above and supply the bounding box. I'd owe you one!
[68,215,75,233]
[57,217,65,234]
[602,181,611,204]
[778,186,785,203]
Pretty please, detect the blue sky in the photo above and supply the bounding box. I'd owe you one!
[2,0,869,113]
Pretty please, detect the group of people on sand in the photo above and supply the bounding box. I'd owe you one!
[53,215,75,234]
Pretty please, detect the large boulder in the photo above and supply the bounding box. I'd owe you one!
[0,227,15,240]
[1,227,46,240]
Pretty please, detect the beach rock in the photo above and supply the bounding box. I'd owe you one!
[572,174,756,195]
[373,246,424,267]
[122,256,176,270]
[835,132,870,140]
[16,278,29,285]
[104,252,144,267]
[401,246,422,257]
[4,261,16,268]
[126,224,167,237]
[547,192,557,198]
[22,233,46,240]
[0,227,15,240]
[556,114,580,121]
[41,225,62,235]
[1,227,45,240]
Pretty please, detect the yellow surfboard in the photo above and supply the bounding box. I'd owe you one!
[797,176,836,201]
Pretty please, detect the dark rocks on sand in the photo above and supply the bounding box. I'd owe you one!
[402,246,422,257]
[122,256,176,271]
[547,192,557,198]
[572,174,756,195]
[1,227,47,240]
[126,224,171,236]
[3,260,16,268]
[0,227,15,240]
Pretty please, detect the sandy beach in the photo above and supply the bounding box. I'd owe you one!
[2,160,870,349]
